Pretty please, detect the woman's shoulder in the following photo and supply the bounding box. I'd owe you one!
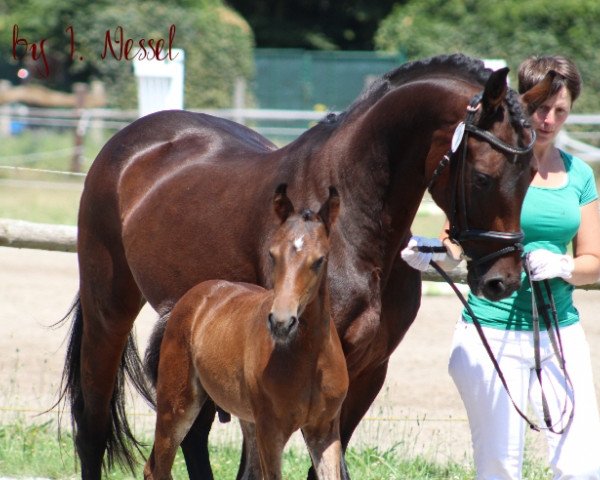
[560,149,594,177]
[560,149,598,204]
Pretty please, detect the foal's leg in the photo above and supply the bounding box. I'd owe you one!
[303,417,344,480]
[144,354,205,479]
[237,420,263,480]
[254,418,290,480]
[304,363,388,480]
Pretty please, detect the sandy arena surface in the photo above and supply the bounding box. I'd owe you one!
[1,246,599,467]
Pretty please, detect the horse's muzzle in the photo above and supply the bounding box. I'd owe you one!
[267,312,299,342]
[468,265,522,302]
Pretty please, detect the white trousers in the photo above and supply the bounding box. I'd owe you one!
[448,320,600,480]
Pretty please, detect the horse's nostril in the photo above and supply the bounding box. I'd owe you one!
[268,313,275,330]
[288,316,298,331]
[484,277,506,298]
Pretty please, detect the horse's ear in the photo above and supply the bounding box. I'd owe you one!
[481,67,509,114]
[273,183,294,223]
[520,70,558,115]
[318,186,340,235]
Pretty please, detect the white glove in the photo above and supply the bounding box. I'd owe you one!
[400,236,447,272]
[527,249,574,281]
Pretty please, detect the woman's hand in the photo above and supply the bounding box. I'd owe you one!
[527,249,574,280]
[401,236,451,271]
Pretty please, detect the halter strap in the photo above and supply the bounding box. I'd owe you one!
[465,123,536,158]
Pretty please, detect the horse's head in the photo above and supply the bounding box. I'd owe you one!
[267,184,340,344]
[428,66,549,300]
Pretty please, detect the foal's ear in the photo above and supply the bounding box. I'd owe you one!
[520,70,558,115]
[318,186,340,235]
[481,67,509,114]
[273,183,295,223]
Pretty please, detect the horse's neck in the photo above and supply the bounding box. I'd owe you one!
[334,83,470,274]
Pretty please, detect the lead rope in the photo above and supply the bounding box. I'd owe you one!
[421,251,574,433]
[524,254,575,433]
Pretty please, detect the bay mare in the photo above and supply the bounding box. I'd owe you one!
[58,53,548,479]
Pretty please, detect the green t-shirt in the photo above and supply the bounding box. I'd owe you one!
[462,151,598,330]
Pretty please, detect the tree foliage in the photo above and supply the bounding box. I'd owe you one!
[226,0,399,50]
[2,0,254,108]
[375,0,600,111]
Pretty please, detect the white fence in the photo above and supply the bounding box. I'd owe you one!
[1,106,600,160]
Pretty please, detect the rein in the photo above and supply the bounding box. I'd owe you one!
[427,93,536,267]
[424,254,574,433]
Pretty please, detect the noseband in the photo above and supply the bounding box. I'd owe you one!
[428,92,536,266]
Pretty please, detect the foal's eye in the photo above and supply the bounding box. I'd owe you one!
[311,256,325,271]
[473,171,492,190]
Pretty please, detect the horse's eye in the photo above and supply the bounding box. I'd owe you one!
[473,171,492,190]
[311,256,325,271]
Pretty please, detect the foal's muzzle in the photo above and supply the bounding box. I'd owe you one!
[267,312,299,342]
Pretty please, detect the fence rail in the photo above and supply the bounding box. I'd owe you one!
[1,218,598,290]
[2,106,600,156]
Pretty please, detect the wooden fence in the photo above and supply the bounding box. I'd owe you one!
[1,218,598,290]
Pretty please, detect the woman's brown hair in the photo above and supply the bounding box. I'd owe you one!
[518,55,582,107]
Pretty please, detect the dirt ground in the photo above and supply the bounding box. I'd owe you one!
[1,246,599,466]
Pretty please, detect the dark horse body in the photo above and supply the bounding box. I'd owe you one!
[60,54,541,479]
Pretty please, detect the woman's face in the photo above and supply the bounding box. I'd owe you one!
[531,85,572,146]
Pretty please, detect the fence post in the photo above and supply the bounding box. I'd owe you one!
[89,81,106,145]
[233,77,246,124]
[0,80,11,136]
[70,83,87,173]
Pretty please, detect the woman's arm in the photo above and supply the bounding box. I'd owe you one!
[570,199,600,285]
[440,219,463,264]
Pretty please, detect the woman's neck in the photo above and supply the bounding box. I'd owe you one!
[532,143,566,186]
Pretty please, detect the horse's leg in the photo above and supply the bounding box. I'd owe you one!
[144,353,205,479]
[340,363,389,447]
[179,400,217,479]
[303,417,344,480]
[68,236,146,479]
[236,420,262,480]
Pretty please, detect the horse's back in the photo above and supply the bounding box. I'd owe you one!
[78,111,282,309]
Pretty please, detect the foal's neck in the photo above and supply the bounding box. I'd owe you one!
[300,276,332,341]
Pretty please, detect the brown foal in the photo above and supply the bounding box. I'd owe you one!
[143,185,348,479]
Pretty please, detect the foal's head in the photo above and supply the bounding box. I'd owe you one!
[267,184,340,343]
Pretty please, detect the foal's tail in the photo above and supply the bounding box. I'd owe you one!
[55,293,155,472]
[143,313,169,391]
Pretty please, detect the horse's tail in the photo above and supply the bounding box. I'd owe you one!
[143,313,169,391]
[55,293,155,472]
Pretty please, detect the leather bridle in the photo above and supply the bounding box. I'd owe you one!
[427,92,536,266]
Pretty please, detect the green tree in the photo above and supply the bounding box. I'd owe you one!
[375,0,600,111]
[226,0,400,50]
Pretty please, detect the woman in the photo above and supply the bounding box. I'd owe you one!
[402,56,600,479]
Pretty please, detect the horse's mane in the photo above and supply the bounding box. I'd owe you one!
[321,53,530,134]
